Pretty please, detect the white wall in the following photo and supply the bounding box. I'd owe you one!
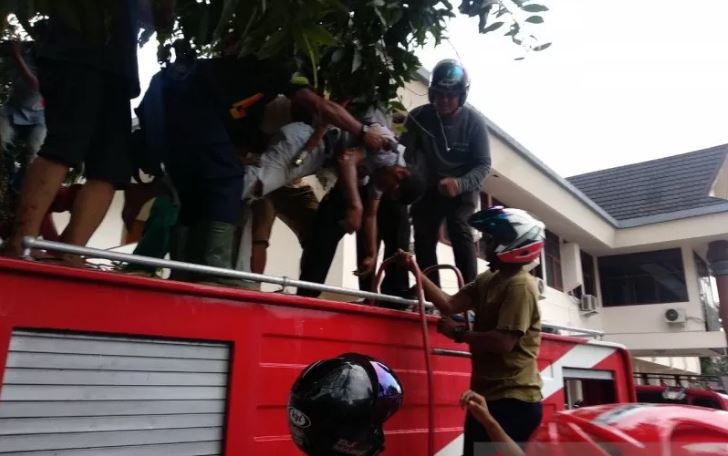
[539,286,604,332]
[600,245,725,354]
[634,357,702,375]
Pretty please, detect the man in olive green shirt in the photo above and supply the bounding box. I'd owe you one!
[398,206,546,456]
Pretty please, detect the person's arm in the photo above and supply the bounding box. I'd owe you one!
[289,89,387,151]
[436,318,519,354]
[460,390,525,456]
[395,250,473,315]
[302,123,330,153]
[355,195,380,276]
[10,43,38,91]
[336,148,364,233]
[455,117,491,193]
[463,330,520,355]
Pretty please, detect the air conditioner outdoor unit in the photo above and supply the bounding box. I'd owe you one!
[664,308,687,324]
[579,294,599,313]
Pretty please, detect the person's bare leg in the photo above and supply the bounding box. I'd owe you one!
[58,179,115,264]
[1,156,68,257]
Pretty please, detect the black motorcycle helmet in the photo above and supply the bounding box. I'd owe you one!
[428,59,470,107]
[288,353,404,456]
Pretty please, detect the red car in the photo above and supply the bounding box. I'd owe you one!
[636,384,728,411]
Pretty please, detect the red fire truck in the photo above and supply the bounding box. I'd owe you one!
[0,238,715,455]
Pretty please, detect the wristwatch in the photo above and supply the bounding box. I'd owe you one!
[453,326,468,343]
[358,123,370,140]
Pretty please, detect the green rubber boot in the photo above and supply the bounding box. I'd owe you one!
[193,221,256,289]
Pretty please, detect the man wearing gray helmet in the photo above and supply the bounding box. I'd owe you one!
[400,59,491,286]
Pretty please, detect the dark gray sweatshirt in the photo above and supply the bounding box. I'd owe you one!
[401,104,491,193]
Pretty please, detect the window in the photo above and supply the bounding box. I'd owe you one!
[694,253,720,331]
[563,368,616,409]
[544,230,563,291]
[598,248,688,307]
[581,251,596,296]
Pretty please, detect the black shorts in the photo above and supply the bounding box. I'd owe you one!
[37,59,132,188]
[463,399,543,456]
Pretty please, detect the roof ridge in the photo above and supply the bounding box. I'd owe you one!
[567,144,728,180]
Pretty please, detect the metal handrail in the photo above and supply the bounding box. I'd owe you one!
[16,237,605,339]
[543,323,604,338]
[20,237,422,309]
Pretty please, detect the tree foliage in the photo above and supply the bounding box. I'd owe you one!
[701,356,728,377]
[1,0,549,110]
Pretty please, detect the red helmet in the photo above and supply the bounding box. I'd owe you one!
[468,206,545,264]
[527,403,728,456]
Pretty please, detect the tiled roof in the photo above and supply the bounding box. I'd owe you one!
[567,145,728,222]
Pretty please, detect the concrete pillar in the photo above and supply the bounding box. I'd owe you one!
[707,240,728,347]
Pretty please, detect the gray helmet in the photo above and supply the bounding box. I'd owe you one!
[428,59,470,106]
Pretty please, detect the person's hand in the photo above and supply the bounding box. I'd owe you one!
[362,126,388,152]
[438,177,460,198]
[354,255,376,277]
[392,249,414,267]
[340,205,363,234]
[437,317,466,340]
[460,390,492,424]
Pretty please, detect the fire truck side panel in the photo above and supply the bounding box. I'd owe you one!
[0,259,635,455]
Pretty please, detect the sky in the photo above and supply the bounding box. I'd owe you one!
[135,0,728,178]
[417,0,728,176]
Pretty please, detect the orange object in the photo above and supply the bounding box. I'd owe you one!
[229,92,265,119]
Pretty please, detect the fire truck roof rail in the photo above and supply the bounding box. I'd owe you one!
[17,237,604,338]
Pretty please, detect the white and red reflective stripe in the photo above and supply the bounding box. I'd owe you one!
[434,341,619,456]
[498,240,545,264]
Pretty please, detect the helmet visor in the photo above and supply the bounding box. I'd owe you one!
[370,360,404,423]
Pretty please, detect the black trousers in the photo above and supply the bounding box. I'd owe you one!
[356,196,411,300]
[463,399,542,456]
[411,188,478,286]
[297,186,349,297]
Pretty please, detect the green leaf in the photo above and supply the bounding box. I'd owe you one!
[304,24,337,46]
[389,100,407,112]
[522,4,549,12]
[256,29,288,59]
[331,48,345,63]
[481,21,504,33]
[504,22,519,36]
[352,50,362,73]
[532,42,551,51]
[524,15,544,24]
[213,0,240,39]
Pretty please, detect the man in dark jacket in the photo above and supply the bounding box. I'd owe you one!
[400,59,491,285]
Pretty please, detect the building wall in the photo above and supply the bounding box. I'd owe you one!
[601,246,705,335]
[635,356,702,374]
[539,286,604,333]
